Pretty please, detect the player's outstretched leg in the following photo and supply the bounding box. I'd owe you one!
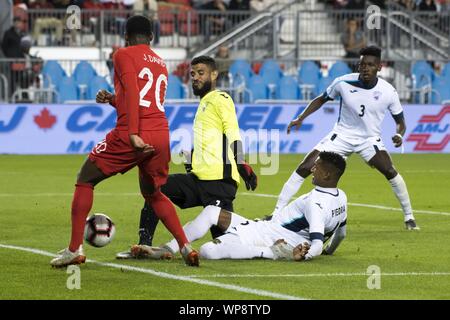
[144,189,199,266]
[51,182,93,267]
[51,159,108,267]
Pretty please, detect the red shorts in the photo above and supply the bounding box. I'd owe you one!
[88,129,170,188]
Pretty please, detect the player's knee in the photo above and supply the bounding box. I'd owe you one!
[199,242,221,260]
[384,167,398,180]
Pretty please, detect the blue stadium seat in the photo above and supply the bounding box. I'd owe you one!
[411,60,434,89]
[88,76,112,100]
[57,76,78,102]
[431,76,450,104]
[245,75,268,102]
[73,61,97,86]
[166,74,185,99]
[260,60,283,80]
[275,75,301,100]
[42,60,66,88]
[317,77,334,96]
[328,61,351,79]
[298,61,321,96]
[229,59,253,84]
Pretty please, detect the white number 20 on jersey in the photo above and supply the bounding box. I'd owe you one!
[138,67,167,112]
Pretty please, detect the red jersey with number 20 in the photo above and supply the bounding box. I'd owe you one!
[112,44,168,134]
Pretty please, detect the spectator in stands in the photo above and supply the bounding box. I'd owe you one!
[418,0,438,25]
[228,0,251,26]
[16,36,43,101]
[341,18,365,68]
[215,45,232,87]
[30,0,64,46]
[201,0,229,42]
[399,0,416,10]
[1,17,26,58]
[133,0,160,45]
[419,0,438,10]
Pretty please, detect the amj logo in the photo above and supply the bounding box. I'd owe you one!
[407,105,450,151]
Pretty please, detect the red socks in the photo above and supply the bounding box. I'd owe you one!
[145,190,189,249]
[69,183,94,252]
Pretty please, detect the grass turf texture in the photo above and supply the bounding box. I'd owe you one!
[0,154,449,300]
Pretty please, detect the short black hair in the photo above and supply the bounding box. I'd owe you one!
[359,46,381,59]
[319,151,346,178]
[191,55,217,71]
[126,15,153,38]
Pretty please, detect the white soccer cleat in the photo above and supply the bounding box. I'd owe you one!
[130,244,174,260]
[405,219,420,230]
[50,247,86,268]
[270,239,295,260]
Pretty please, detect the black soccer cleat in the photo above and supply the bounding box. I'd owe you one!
[405,219,420,230]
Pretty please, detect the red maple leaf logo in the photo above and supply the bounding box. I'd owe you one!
[34,107,57,130]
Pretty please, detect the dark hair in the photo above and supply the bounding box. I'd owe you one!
[319,151,346,178]
[191,55,217,71]
[126,15,153,38]
[359,46,381,59]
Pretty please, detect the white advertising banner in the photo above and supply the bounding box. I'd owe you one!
[0,103,448,154]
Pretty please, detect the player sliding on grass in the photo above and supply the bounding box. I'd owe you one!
[51,15,199,268]
[132,152,347,262]
[275,46,419,231]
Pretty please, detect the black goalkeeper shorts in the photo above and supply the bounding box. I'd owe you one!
[160,173,237,211]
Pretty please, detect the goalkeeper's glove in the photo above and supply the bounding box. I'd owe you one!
[179,150,192,173]
[237,161,258,191]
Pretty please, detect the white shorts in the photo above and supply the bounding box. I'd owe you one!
[314,132,387,162]
[222,220,308,248]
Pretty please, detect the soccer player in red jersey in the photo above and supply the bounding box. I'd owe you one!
[51,15,199,267]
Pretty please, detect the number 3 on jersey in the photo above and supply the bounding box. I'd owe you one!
[138,67,167,112]
[359,104,365,117]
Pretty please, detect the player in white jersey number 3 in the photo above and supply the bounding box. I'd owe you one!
[130,151,348,262]
[276,46,419,231]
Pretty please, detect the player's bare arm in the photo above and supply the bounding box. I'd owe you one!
[392,112,406,147]
[287,95,328,134]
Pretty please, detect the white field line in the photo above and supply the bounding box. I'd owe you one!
[0,244,305,300]
[240,192,450,217]
[187,272,450,278]
[1,191,449,216]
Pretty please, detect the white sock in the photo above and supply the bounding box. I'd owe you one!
[200,241,274,260]
[275,171,305,210]
[389,174,414,221]
[166,205,221,253]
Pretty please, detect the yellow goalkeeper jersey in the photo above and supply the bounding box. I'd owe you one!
[191,90,241,184]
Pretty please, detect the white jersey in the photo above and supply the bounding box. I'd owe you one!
[269,186,348,246]
[233,187,347,248]
[324,73,403,142]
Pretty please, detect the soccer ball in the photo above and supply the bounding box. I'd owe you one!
[84,213,116,248]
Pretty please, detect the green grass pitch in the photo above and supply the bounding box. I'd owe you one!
[0,154,449,300]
